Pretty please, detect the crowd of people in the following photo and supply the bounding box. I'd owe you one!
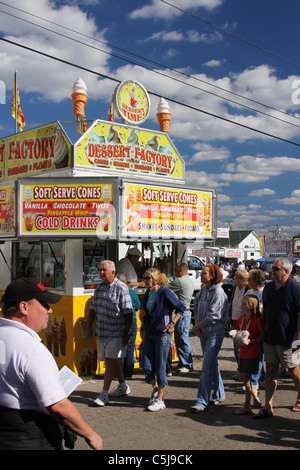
[0,255,300,450]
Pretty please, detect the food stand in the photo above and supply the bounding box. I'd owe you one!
[0,79,217,375]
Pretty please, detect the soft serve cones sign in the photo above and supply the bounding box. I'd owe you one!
[122,182,213,240]
[19,178,115,237]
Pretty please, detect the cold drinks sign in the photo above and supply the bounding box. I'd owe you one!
[19,180,115,237]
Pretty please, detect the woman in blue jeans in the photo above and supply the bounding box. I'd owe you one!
[191,265,228,412]
[142,268,186,412]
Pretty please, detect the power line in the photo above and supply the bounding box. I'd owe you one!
[160,0,300,70]
[2,35,300,149]
[1,2,300,131]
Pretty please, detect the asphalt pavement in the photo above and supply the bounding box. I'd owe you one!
[67,333,300,453]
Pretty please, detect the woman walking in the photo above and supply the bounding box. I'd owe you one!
[191,265,228,412]
[142,268,185,412]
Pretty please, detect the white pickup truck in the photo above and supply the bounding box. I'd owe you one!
[187,255,205,292]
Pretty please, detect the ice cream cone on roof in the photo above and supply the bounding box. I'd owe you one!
[71,77,88,117]
[156,97,171,133]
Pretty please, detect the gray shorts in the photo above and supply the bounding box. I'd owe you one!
[97,337,127,361]
[264,342,300,369]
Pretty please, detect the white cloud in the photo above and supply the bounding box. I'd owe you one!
[130,0,223,20]
[249,188,276,197]
[281,189,300,205]
[187,143,230,162]
[203,59,223,67]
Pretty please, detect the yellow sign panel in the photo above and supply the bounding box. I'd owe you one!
[20,181,114,237]
[122,182,213,239]
[74,120,184,179]
[4,122,71,180]
[0,184,15,235]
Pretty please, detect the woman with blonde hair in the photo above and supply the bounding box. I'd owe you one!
[142,268,185,412]
[230,269,249,378]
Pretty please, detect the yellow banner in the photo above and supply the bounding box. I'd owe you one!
[20,182,114,236]
[74,120,184,179]
[122,183,213,239]
[0,185,15,234]
[5,122,71,180]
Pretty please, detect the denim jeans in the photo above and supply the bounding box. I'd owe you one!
[174,310,193,369]
[142,331,172,387]
[196,333,225,407]
[119,317,137,378]
[231,320,240,367]
[251,342,265,385]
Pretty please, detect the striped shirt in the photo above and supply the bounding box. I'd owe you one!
[91,277,133,342]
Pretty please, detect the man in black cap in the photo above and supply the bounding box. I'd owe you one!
[0,278,103,450]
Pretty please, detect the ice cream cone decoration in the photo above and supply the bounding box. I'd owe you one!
[157,97,171,133]
[71,77,88,117]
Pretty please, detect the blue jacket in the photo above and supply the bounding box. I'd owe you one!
[142,285,186,335]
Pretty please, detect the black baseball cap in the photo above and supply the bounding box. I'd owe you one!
[1,278,62,309]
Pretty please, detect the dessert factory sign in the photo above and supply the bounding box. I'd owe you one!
[0,122,72,180]
[74,120,184,179]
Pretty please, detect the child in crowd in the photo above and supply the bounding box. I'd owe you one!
[234,295,264,415]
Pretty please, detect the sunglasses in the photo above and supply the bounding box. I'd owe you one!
[271,266,283,271]
[37,299,51,310]
[143,276,152,280]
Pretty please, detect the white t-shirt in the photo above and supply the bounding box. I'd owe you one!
[246,287,264,311]
[117,257,138,283]
[0,318,66,412]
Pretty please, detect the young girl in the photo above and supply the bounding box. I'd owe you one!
[234,295,264,415]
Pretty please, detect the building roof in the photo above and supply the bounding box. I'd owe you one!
[215,230,259,247]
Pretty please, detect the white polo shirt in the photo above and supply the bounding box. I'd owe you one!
[0,318,66,413]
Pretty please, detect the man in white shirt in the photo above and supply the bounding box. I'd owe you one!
[294,260,300,283]
[0,278,103,450]
[117,247,144,286]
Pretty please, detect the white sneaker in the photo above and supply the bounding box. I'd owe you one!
[177,367,191,373]
[109,383,131,397]
[148,389,158,405]
[147,398,166,412]
[191,403,205,413]
[94,391,109,407]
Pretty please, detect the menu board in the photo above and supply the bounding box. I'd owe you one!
[0,184,15,236]
[19,179,115,237]
[121,182,214,240]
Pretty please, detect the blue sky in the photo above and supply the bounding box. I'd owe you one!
[1,0,300,239]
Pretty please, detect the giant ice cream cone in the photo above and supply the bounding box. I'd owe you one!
[156,97,171,132]
[71,77,88,117]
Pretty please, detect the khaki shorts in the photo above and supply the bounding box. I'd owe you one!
[264,342,300,369]
[97,337,127,361]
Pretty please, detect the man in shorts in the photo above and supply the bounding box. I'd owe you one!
[87,260,133,406]
[253,257,300,418]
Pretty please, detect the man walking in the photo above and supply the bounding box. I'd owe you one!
[254,258,300,418]
[167,262,194,372]
[87,260,133,406]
